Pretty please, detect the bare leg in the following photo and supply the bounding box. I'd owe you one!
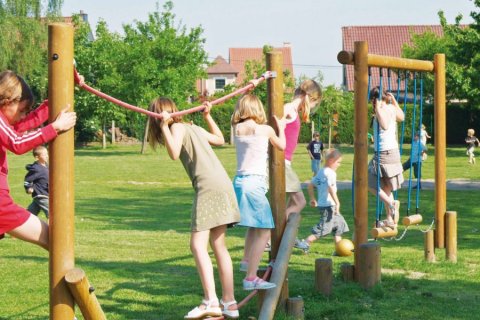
[286,191,306,219]
[210,225,236,311]
[245,228,270,280]
[8,214,49,250]
[369,185,395,223]
[190,230,218,307]
[241,228,255,263]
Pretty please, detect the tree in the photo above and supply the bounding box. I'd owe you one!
[403,0,480,108]
[73,1,208,147]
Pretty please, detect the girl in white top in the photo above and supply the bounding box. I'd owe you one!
[232,94,286,291]
[368,87,405,228]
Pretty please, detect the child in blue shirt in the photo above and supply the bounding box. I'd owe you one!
[402,132,427,189]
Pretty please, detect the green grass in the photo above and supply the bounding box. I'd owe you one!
[1,143,479,319]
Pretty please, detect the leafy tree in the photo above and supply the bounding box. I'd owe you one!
[403,0,480,108]
[73,1,208,146]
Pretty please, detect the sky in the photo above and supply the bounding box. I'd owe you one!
[61,0,477,86]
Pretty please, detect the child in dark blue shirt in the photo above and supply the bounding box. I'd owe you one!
[24,146,49,219]
[306,131,324,176]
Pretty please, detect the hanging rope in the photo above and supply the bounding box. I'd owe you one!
[374,68,384,227]
[73,68,276,120]
[415,73,425,213]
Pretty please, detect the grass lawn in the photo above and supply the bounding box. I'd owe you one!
[1,143,479,319]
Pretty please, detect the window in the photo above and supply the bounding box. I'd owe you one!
[215,78,226,90]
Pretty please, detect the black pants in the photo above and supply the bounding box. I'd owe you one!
[402,161,422,188]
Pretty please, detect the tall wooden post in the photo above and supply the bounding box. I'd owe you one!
[434,54,446,249]
[266,51,287,308]
[48,23,75,320]
[352,41,369,280]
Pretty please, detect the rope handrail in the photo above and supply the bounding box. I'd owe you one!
[73,68,276,120]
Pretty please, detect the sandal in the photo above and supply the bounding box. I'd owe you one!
[220,299,239,319]
[378,219,397,229]
[184,298,222,319]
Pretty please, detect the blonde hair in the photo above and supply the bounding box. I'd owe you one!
[231,94,266,125]
[0,70,34,110]
[468,128,475,136]
[33,145,47,157]
[325,149,342,162]
[294,79,322,123]
[147,97,183,150]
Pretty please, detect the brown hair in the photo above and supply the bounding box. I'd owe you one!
[325,148,342,162]
[294,79,322,123]
[231,94,266,125]
[0,70,34,110]
[147,97,183,150]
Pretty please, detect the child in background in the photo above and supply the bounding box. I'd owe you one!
[306,131,324,176]
[402,132,427,189]
[0,70,76,249]
[24,146,50,220]
[295,149,349,254]
[283,79,322,219]
[465,128,480,164]
[148,98,240,319]
[232,94,285,291]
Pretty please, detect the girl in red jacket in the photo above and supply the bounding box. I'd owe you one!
[0,70,77,250]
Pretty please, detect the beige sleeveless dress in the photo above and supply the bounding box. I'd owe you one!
[179,124,240,231]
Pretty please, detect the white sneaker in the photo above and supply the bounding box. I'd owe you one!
[242,277,276,291]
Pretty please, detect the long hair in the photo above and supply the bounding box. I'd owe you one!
[294,79,322,123]
[147,97,183,150]
[231,94,266,126]
[0,70,34,109]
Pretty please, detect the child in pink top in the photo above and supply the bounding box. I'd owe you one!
[0,70,77,249]
[283,79,322,219]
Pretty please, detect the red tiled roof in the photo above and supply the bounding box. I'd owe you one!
[342,25,445,91]
[206,56,239,74]
[229,47,294,84]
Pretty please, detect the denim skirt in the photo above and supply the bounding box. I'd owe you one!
[233,175,275,229]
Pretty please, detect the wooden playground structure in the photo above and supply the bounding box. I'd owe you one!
[46,24,458,319]
[337,41,457,288]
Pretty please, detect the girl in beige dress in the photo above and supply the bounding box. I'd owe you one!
[148,97,240,319]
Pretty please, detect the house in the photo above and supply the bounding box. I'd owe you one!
[229,43,294,85]
[341,25,445,92]
[43,10,94,41]
[198,43,294,97]
[197,55,239,97]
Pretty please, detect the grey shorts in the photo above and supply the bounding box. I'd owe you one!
[311,206,350,238]
[285,162,302,193]
[368,149,404,191]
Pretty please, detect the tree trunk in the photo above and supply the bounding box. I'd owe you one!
[111,120,115,145]
[141,117,149,154]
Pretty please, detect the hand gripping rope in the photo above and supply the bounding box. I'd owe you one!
[73,69,277,119]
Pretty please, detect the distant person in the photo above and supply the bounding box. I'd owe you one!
[294,149,349,254]
[24,146,50,220]
[465,128,480,164]
[368,87,404,228]
[232,94,285,291]
[0,70,76,249]
[420,124,431,146]
[402,132,427,189]
[306,131,324,176]
[147,97,240,319]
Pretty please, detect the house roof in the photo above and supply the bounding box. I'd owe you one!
[206,56,239,75]
[229,46,294,84]
[341,25,445,91]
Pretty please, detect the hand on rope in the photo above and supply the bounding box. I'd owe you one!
[73,68,276,120]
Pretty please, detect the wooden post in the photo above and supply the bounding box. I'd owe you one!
[434,54,446,249]
[340,263,355,282]
[445,211,457,262]
[48,23,75,320]
[286,297,304,320]
[258,212,301,320]
[352,41,369,281]
[424,230,435,262]
[111,120,115,144]
[314,258,333,295]
[266,51,287,307]
[357,242,381,289]
[65,269,106,320]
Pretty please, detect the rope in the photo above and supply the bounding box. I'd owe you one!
[73,68,276,120]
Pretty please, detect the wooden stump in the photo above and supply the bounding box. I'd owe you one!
[315,258,332,295]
